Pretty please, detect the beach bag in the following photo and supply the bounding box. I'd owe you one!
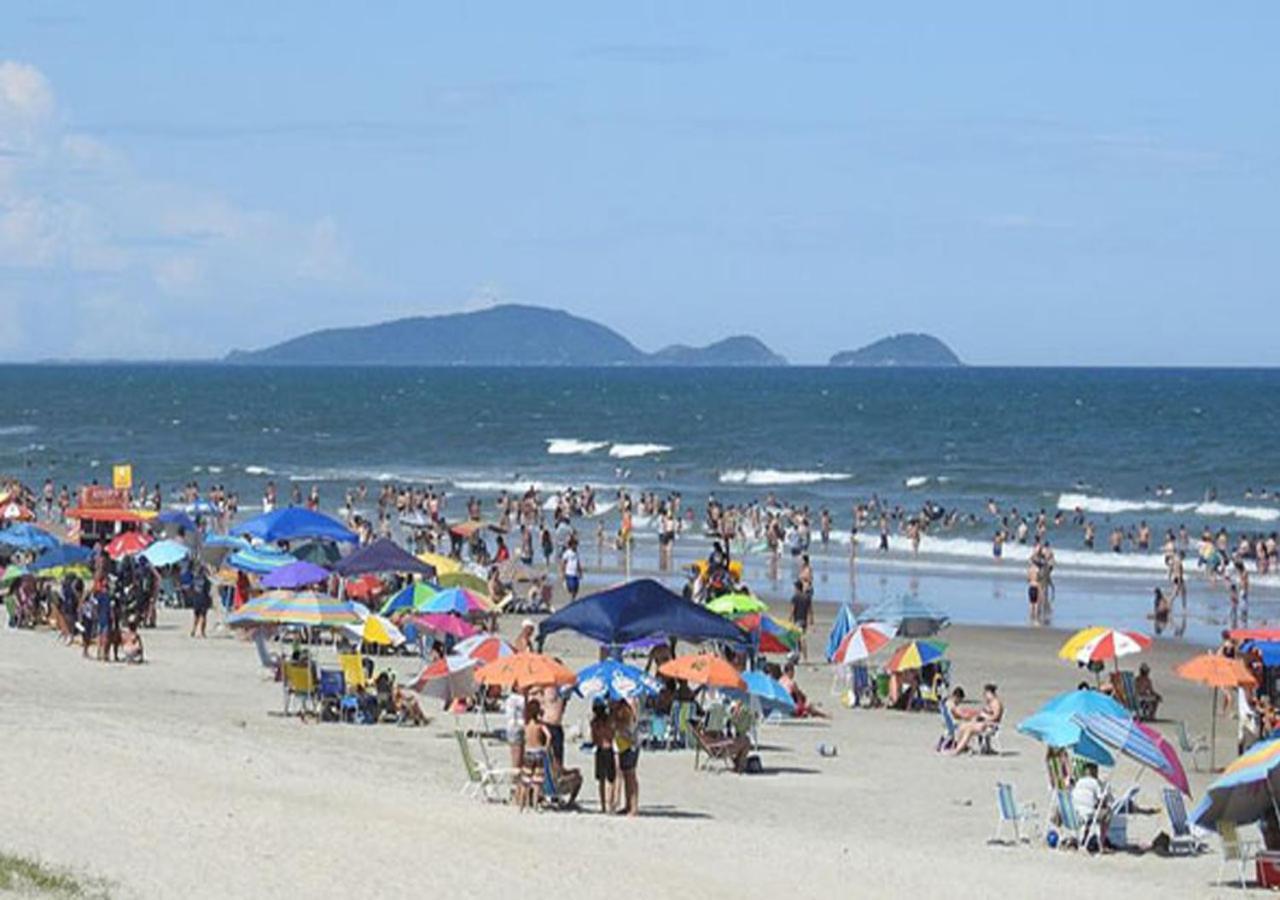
[744,755,763,774]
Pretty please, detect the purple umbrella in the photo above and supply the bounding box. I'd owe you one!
[259,560,331,590]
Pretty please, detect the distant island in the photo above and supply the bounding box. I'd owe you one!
[227,304,788,367]
[829,333,962,367]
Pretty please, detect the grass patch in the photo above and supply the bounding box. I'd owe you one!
[0,851,107,898]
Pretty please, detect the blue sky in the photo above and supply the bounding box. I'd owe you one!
[1,3,1277,364]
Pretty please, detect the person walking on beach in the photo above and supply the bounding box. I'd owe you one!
[561,537,581,601]
[188,565,212,638]
[790,579,814,662]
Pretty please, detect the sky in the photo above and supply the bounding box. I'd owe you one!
[1,3,1277,365]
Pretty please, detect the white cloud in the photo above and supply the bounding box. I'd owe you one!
[0,59,360,358]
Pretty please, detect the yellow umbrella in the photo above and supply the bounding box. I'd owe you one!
[1057,626,1109,661]
[417,552,462,576]
[343,612,405,647]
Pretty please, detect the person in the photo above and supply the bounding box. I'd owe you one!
[612,698,639,817]
[779,662,826,718]
[513,619,536,653]
[120,617,145,664]
[590,699,617,814]
[1070,762,1111,845]
[560,537,581,601]
[541,684,566,767]
[189,565,212,638]
[945,683,1003,755]
[503,690,526,771]
[789,579,813,662]
[518,699,553,810]
[93,568,112,663]
[1134,663,1162,719]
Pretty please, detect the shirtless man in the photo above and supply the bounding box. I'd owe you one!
[945,683,1003,755]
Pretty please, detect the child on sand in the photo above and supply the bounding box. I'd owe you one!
[590,699,617,813]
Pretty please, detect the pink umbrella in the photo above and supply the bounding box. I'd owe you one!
[1137,720,1191,796]
[410,613,478,639]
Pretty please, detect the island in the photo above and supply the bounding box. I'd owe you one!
[828,333,962,367]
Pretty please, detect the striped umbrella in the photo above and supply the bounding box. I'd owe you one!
[228,591,362,628]
[341,611,406,647]
[734,612,801,654]
[227,546,295,574]
[1072,710,1189,794]
[832,621,895,664]
[411,654,478,702]
[1059,627,1151,665]
[420,586,492,615]
[452,634,513,663]
[409,613,478,639]
[1192,737,1280,831]
[379,582,439,615]
[106,531,152,559]
[886,639,948,673]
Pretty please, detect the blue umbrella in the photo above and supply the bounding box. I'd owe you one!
[235,507,357,544]
[142,539,189,568]
[30,543,92,572]
[1015,689,1131,766]
[738,670,797,714]
[0,523,60,552]
[575,659,661,701]
[156,510,196,531]
[260,560,330,589]
[825,603,857,662]
[203,534,251,550]
[1193,738,1280,831]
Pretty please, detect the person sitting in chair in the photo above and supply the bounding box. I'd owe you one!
[944,683,1003,755]
[1070,761,1111,845]
[1134,663,1162,719]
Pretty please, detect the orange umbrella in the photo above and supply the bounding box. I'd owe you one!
[658,653,746,691]
[474,652,576,692]
[1175,653,1258,771]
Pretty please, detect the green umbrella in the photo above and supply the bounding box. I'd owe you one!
[707,593,768,617]
[435,571,489,594]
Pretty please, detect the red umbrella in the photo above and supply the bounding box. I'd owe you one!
[106,531,152,559]
[344,574,383,601]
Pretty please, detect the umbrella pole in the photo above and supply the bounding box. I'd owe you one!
[1210,687,1218,773]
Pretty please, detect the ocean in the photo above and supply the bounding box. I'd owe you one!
[3,364,1279,632]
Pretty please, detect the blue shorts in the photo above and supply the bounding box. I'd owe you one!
[565,575,580,595]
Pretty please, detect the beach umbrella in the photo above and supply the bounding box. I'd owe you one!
[1071,711,1189,795]
[1193,737,1280,832]
[452,633,513,663]
[865,596,949,637]
[203,534,251,550]
[832,621,896,665]
[105,531,152,560]
[341,610,405,647]
[228,591,362,629]
[259,560,330,590]
[734,612,801,654]
[411,654,478,703]
[575,659,661,701]
[235,507,357,544]
[738,670,797,714]
[825,604,858,661]
[343,574,384,602]
[474,652,576,692]
[30,543,92,573]
[1017,711,1115,766]
[417,551,462,575]
[227,546,295,574]
[291,540,342,566]
[434,571,489,594]
[156,510,197,532]
[885,639,948,673]
[1175,653,1258,772]
[658,653,746,691]
[333,538,435,578]
[379,582,439,615]
[706,593,767,617]
[1059,626,1151,667]
[409,613,478,640]
[1,501,36,522]
[0,523,60,552]
[420,586,492,615]
[142,539,189,568]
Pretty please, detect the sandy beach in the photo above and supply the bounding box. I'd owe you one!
[0,587,1231,899]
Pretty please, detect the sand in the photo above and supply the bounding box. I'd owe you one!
[0,596,1234,899]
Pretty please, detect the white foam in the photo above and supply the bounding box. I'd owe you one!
[453,479,568,494]
[904,475,929,489]
[546,438,608,455]
[0,425,37,436]
[1195,502,1280,523]
[719,469,852,486]
[244,465,275,476]
[609,443,672,459]
[1056,492,1170,515]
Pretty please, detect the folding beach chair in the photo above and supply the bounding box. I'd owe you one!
[317,668,345,721]
[1176,720,1210,772]
[1217,821,1261,891]
[976,722,1002,756]
[691,724,740,773]
[1162,787,1208,856]
[454,729,506,802]
[282,661,318,717]
[1105,785,1140,850]
[991,782,1039,845]
[937,701,957,752]
[1053,788,1100,852]
[851,665,872,707]
[338,652,367,691]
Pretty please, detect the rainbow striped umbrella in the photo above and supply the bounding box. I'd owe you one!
[228,591,362,628]
[379,581,439,615]
[885,639,948,673]
[227,546,296,574]
[419,586,492,615]
[734,612,801,654]
[452,634,513,663]
[832,622,895,664]
[1059,626,1151,665]
[1072,711,1189,795]
[1192,736,1280,831]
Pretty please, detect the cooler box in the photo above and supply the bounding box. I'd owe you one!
[1257,851,1280,888]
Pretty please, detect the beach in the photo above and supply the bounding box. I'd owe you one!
[0,581,1230,899]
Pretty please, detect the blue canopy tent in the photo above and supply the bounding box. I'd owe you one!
[1241,640,1280,667]
[0,523,61,553]
[234,508,357,544]
[332,538,435,578]
[538,578,749,650]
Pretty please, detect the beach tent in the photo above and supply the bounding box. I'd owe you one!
[864,595,949,638]
[235,507,357,544]
[538,578,749,649]
[332,537,435,577]
[0,523,60,552]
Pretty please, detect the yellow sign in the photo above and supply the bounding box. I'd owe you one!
[112,464,133,490]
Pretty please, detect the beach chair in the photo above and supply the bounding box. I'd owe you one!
[991,782,1039,845]
[318,668,345,721]
[1110,671,1137,715]
[691,724,740,772]
[282,661,318,717]
[475,736,519,791]
[252,629,281,680]
[669,702,693,750]
[642,713,670,749]
[1162,787,1207,856]
[1217,820,1261,891]
[1106,785,1140,850]
[704,703,729,737]
[338,653,367,692]
[1176,720,1210,772]
[1052,788,1100,852]
[454,730,507,802]
[976,722,1002,756]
